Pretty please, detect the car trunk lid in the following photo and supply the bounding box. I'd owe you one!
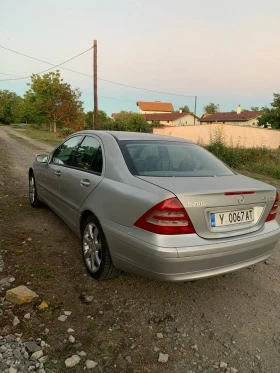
[137,174,276,239]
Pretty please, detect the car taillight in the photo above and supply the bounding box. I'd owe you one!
[134,197,195,235]
[266,192,279,222]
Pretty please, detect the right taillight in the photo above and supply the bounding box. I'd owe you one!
[134,197,196,235]
[266,191,279,222]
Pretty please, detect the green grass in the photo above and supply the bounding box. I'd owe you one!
[14,126,63,146]
[25,265,55,280]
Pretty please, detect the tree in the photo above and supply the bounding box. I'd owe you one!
[85,110,114,130]
[114,111,154,132]
[25,71,83,132]
[258,94,280,129]
[204,102,219,114]
[250,106,260,111]
[179,105,190,113]
[0,90,22,124]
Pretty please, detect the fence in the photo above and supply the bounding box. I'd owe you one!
[153,124,280,149]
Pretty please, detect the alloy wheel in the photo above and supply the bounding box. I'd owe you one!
[83,222,102,273]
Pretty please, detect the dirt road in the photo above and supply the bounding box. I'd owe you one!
[1,125,280,373]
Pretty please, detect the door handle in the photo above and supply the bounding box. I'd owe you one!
[80,179,90,187]
[55,170,61,176]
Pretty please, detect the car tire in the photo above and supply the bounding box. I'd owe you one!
[29,172,43,208]
[82,214,121,280]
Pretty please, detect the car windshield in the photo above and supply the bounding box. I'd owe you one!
[119,140,234,177]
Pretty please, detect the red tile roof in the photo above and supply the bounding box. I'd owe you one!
[137,101,174,112]
[200,111,263,122]
[111,113,120,119]
[145,113,199,121]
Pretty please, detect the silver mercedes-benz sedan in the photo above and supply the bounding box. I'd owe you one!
[28,131,280,281]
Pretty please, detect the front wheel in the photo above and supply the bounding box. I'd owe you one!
[82,214,121,280]
[29,173,42,208]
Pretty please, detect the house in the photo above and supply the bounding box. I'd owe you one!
[145,112,200,126]
[137,101,174,114]
[200,105,263,126]
[111,113,120,120]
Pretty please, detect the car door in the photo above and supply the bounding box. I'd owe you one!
[57,135,104,231]
[39,135,84,213]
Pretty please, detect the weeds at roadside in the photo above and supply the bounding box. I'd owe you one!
[25,266,55,280]
[203,124,280,179]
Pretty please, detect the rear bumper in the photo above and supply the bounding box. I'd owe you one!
[102,220,280,281]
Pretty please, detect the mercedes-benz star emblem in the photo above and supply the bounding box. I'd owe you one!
[238,195,245,203]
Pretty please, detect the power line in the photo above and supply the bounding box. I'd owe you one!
[0,46,93,81]
[0,45,196,97]
[0,72,21,77]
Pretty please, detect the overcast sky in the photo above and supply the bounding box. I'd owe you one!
[1,0,280,116]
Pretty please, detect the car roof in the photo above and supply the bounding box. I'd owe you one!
[77,130,193,143]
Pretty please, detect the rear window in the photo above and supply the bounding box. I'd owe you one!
[119,140,234,177]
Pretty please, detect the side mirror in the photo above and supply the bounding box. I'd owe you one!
[36,154,48,163]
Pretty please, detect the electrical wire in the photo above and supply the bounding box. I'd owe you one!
[0,45,195,98]
[0,72,21,77]
[0,46,93,81]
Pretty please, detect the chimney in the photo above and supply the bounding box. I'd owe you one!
[237,104,241,114]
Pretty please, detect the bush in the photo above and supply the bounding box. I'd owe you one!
[59,127,75,137]
[204,125,280,179]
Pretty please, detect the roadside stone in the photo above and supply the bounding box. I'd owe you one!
[69,335,75,343]
[6,286,39,305]
[79,292,94,304]
[191,344,198,351]
[65,355,81,368]
[0,277,11,288]
[85,359,98,369]
[67,328,74,333]
[9,367,17,373]
[154,347,160,352]
[230,368,238,373]
[157,333,164,339]
[25,342,41,353]
[9,277,15,283]
[158,353,169,363]
[64,311,72,316]
[38,301,48,310]
[220,362,228,368]
[73,342,82,349]
[31,350,43,360]
[78,351,87,357]
[0,363,8,371]
[58,315,68,322]
[125,356,132,364]
[13,316,20,327]
[24,313,31,319]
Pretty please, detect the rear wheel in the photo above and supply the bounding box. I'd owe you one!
[29,173,43,208]
[82,214,121,280]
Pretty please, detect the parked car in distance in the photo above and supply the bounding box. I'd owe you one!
[28,131,280,281]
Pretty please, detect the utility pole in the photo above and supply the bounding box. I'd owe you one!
[93,40,98,130]
[194,96,197,125]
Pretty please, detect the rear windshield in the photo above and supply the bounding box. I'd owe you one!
[119,140,234,177]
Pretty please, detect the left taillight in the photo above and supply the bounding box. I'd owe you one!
[134,197,195,235]
[266,191,279,222]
